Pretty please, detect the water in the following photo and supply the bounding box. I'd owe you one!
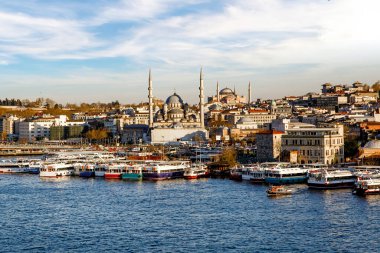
[0,175,379,253]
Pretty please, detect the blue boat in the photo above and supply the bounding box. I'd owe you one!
[265,166,308,185]
[79,164,95,178]
[142,161,189,180]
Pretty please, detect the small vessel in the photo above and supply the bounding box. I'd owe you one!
[307,169,356,189]
[40,163,74,177]
[267,185,293,196]
[104,164,124,179]
[184,164,209,179]
[229,166,243,181]
[353,178,380,196]
[121,164,143,180]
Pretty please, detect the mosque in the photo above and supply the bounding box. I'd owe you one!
[207,82,252,105]
[148,69,209,144]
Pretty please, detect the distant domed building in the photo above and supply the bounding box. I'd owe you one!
[208,82,250,105]
[147,69,208,144]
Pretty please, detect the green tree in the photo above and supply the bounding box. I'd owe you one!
[219,147,237,167]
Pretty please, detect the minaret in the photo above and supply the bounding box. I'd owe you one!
[148,69,153,128]
[216,81,220,102]
[199,68,205,128]
[248,81,251,105]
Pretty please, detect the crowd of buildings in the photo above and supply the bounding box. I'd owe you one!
[1,73,380,165]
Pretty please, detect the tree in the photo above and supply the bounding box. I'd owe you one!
[85,129,108,142]
[372,81,380,92]
[219,147,237,167]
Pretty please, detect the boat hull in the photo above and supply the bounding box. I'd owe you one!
[354,188,380,196]
[40,170,72,177]
[104,173,121,179]
[121,173,142,180]
[79,171,95,178]
[143,171,184,180]
[265,176,307,185]
[308,181,355,189]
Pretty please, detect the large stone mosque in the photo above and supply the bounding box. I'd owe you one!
[148,69,209,144]
[208,81,251,105]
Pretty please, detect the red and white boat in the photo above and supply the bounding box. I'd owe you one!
[104,164,124,179]
[184,164,209,179]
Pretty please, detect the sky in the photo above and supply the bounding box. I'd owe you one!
[0,0,380,104]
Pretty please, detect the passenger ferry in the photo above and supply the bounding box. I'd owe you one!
[121,164,143,180]
[142,161,189,180]
[0,160,35,174]
[240,164,266,183]
[265,164,308,184]
[95,164,107,177]
[40,163,74,177]
[184,164,209,179]
[307,169,356,189]
[104,164,124,179]
[353,178,380,196]
[79,164,96,178]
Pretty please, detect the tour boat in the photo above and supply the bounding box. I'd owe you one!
[121,164,143,180]
[353,178,380,196]
[265,166,308,184]
[241,164,265,183]
[142,161,189,180]
[40,163,74,177]
[0,160,31,174]
[307,169,356,189]
[184,164,209,179]
[267,185,293,196]
[104,164,124,179]
[79,164,96,178]
[95,164,107,177]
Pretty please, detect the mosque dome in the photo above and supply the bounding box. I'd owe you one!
[219,88,234,95]
[166,93,184,105]
[364,140,380,149]
[167,108,184,114]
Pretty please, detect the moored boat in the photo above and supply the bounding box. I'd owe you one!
[184,164,209,179]
[353,178,380,196]
[40,163,74,177]
[265,165,308,185]
[0,160,31,174]
[95,164,107,177]
[104,164,124,179]
[229,166,243,181]
[142,161,189,180]
[308,169,356,189]
[121,164,143,180]
[79,164,96,178]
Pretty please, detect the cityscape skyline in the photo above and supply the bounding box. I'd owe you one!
[1,0,379,104]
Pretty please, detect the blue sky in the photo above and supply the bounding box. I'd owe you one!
[0,0,380,104]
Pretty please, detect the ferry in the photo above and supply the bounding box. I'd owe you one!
[40,163,74,177]
[104,164,124,179]
[353,178,380,196]
[121,164,143,180]
[184,164,209,179]
[95,164,107,177]
[142,161,189,180]
[307,169,356,189]
[0,160,31,174]
[79,164,96,178]
[241,164,265,183]
[265,165,308,184]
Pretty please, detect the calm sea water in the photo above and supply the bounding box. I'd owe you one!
[0,175,379,253]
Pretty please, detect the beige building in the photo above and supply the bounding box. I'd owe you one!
[256,130,284,162]
[281,125,344,165]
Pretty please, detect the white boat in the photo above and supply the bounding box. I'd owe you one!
[40,163,74,177]
[354,178,380,196]
[308,169,356,189]
[184,164,209,179]
[95,164,107,177]
[0,160,31,174]
[142,161,190,180]
[265,164,309,184]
